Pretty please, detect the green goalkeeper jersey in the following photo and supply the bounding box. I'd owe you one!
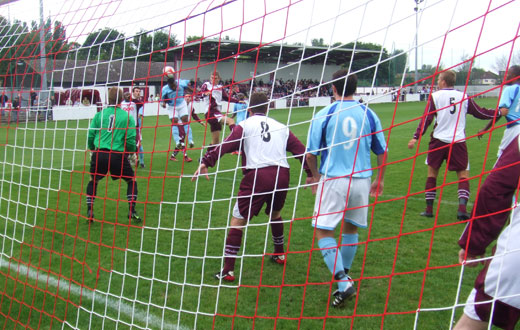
[88,106,137,152]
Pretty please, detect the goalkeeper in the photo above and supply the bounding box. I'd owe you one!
[86,87,141,223]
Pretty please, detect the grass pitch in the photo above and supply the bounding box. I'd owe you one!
[0,98,503,329]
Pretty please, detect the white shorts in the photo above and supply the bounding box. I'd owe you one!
[463,289,482,322]
[498,125,520,159]
[312,176,371,230]
[167,101,188,120]
[232,202,244,220]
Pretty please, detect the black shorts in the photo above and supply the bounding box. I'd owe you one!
[89,149,134,181]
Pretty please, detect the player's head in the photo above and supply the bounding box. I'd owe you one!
[505,65,520,84]
[210,71,221,84]
[108,87,123,105]
[332,69,357,97]
[438,70,456,88]
[237,93,246,101]
[249,92,268,114]
[132,87,141,98]
[167,78,177,90]
[123,92,131,102]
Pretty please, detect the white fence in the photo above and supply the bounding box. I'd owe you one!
[48,85,500,121]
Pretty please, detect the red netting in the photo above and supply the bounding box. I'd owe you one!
[0,0,519,329]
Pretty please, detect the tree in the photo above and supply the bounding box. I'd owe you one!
[419,64,443,77]
[456,53,472,73]
[186,35,202,42]
[467,67,487,85]
[456,53,472,85]
[492,54,508,74]
[387,49,407,85]
[133,29,177,62]
[514,50,520,66]
[311,38,326,47]
[391,49,407,74]
[48,20,70,59]
[341,42,390,86]
[80,28,128,60]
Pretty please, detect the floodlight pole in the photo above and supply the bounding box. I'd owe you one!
[39,0,48,98]
[414,0,424,93]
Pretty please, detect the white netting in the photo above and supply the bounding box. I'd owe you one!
[0,0,519,329]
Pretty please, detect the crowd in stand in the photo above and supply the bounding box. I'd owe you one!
[146,77,437,106]
[196,78,334,107]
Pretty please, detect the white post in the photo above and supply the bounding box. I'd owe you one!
[39,0,48,98]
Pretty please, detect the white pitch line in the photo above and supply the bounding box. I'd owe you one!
[0,257,190,330]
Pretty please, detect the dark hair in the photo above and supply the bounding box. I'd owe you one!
[108,87,123,105]
[332,69,357,97]
[132,86,141,92]
[506,65,520,84]
[167,78,177,89]
[249,92,268,114]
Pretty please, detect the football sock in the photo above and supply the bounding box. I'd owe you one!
[270,217,284,254]
[425,177,436,213]
[224,228,243,273]
[171,125,181,146]
[318,237,347,292]
[340,233,358,271]
[178,125,186,143]
[86,180,97,210]
[184,124,193,145]
[458,180,470,213]
[126,181,138,213]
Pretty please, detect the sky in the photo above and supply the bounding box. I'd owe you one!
[1,0,519,74]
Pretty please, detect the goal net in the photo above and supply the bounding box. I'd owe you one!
[0,0,519,329]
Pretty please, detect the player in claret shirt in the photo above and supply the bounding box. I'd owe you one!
[193,92,312,282]
[455,132,520,330]
[200,71,240,146]
[121,92,137,124]
[86,87,141,223]
[132,87,146,168]
[408,70,501,220]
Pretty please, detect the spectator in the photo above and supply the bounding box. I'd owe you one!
[11,96,20,124]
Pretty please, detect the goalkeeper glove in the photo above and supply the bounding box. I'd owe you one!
[128,153,137,164]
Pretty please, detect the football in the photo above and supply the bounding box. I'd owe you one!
[163,66,175,78]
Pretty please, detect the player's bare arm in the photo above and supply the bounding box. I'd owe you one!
[458,249,484,267]
[477,107,508,140]
[304,153,320,194]
[192,163,209,181]
[370,152,387,197]
[408,138,417,149]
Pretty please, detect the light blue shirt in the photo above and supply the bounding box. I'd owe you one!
[162,79,190,106]
[162,85,176,106]
[307,100,386,178]
[499,84,520,127]
[234,102,248,124]
[174,79,190,106]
